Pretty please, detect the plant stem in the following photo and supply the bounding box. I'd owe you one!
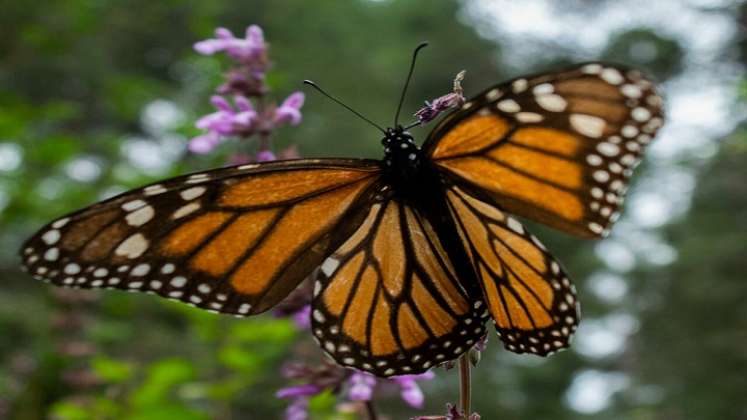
[365,400,378,420]
[458,354,471,417]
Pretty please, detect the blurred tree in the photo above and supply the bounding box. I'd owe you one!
[631,134,747,420]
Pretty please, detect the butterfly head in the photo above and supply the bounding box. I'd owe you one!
[381,126,424,186]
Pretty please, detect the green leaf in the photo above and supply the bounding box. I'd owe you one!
[227,318,296,344]
[91,356,134,383]
[308,390,340,417]
[49,400,92,420]
[217,345,260,374]
[129,358,195,408]
[125,404,209,420]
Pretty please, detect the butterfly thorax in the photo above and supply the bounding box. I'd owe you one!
[380,126,426,193]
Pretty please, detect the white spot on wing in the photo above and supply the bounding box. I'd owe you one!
[144,184,167,196]
[506,218,524,234]
[581,63,603,74]
[512,78,528,93]
[122,199,146,212]
[172,202,200,219]
[313,309,325,323]
[64,263,81,275]
[588,222,604,234]
[622,125,639,138]
[535,94,567,112]
[486,89,501,100]
[131,264,150,276]
[52,218,70,229]
[170,276,187,288]
[44,247,59,261]
[115,233,149,259]
[125,205,155,227]
[570,114,605,138]
[180,186,207,201]
[593,170,610,183]
[600,68,624,85]
[42,229,61,245]
[515,112,544,123]
[621,84,642,98]
[586,154,603,166]
[497,99,520,113]
[321,257,340,277]
[533,83,554,94]
[597,142,620,157]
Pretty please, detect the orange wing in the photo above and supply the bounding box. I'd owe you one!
[311,199,489,376]
[424,63,664,238]
[445,185,579,355]
[21,159,380,316]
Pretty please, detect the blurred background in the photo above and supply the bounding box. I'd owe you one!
[1,0,746,419]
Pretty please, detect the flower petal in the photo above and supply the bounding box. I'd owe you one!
[400,380,425,408]
[281,91,305,109]
[188,132,221,154]
[215,27,234,40]
[234,95,254,112]
[276,384,322,399]
[284,397,309,420]
[290,304,310,329]
[274,93,305,126]
[256,150,277,163]
[193,39,227,55]
[232,110,256,127]
[347,373,377,401]
[246,25,265,45]
[210,95,234,112]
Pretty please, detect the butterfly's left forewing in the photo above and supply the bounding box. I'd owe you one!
[311,198,488,377]
[21,159,380,316]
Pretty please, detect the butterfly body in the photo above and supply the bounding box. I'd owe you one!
[21,62,664,377]
[379,126,481,295]
[380,126,426,191]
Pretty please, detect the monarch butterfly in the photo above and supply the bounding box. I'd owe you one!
[20,44,663,377]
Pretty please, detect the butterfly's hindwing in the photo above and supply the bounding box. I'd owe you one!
[425,63,664,238]
[21,159,381,316]
[446,185,579,355]
[311,199,489,377]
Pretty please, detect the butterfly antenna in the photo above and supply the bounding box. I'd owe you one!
[303,80,385,133]
[393,42,429,128]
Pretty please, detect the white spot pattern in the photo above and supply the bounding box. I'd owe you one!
[570,114,606,138]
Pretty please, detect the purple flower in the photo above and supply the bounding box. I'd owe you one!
[391,371,434,408]
[277,386,316,420]
[256,149,278,163]
[276,383,323,399]
[290,304,311,329]
[274,92,305,126]
[218,69,267,97]
[284,397,309,420]
[347,372,377,401]
[189,95,257,154]
[188,131,221,154]
[415,70,466,124]
[194,26,267,64]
